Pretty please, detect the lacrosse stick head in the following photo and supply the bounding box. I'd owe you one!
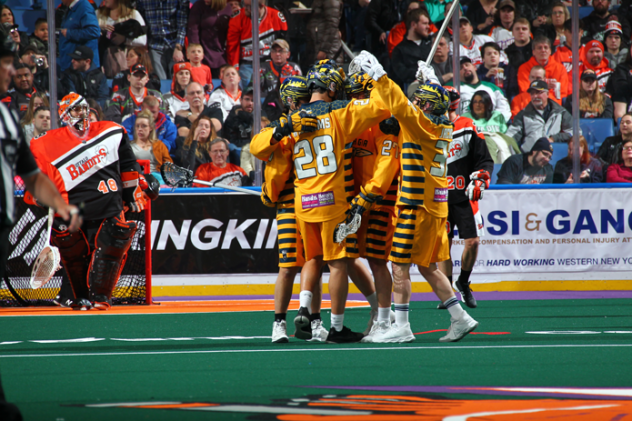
[161,162,195,187]
[333,213,362,244]
[30,245,61,289]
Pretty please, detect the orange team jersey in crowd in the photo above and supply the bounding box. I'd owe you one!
[518,56,570,99]
[387,21,439,58]
[193,162,247,187]
[511,91,561,118]
[579,46,613,93]
[226,6,288,66]
[286,96,391,223]
[190,65,214,90]
[28,121,139,220]
[552,44,585,92]
[372,76,452,218]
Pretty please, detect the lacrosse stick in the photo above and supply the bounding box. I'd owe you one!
[333,212,362,244]
[425,0,461,65]
[30,207,61,289]
[161,162,260,196]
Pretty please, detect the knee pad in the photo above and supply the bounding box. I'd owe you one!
[88,215,137,301]
[51,224,91,300]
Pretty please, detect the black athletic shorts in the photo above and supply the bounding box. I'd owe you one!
[447,200,477,239]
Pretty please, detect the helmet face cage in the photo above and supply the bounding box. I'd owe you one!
[443,85,461,111]
[344,71,374,97]
[280,76,310,108]
[412,83,450,115]
[59,94,90,133]
[307,63,344,94]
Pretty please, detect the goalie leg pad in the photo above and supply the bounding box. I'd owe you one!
[51,223,91,300]
[88,214,137,306]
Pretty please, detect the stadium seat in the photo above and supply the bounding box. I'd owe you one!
[579,118,614,154]
[212,79,221,91]
[160,79,172,94]
[550,142,568,168]
[491,163,502,185]
[577,6,594,19]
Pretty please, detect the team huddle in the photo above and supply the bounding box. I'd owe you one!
[251,51,493,344]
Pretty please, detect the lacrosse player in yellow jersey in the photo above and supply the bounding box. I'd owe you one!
[250,76,332,343]
[341,71,401,338]
[349,51,479,343]
[286,63,391,343]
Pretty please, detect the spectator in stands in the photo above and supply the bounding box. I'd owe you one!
[60,45,109,108]
[210,66,242,121]
[425,0,456,25]
[2,23,27,57]
[552,19,584,94]
[465,0,498,35]
[305,0,343,67]
[193,137,249,187]
[515,0,550,34]
[28,18,48,57]
[511,65,560,118]
[261,39,301,98]
[565,70,613,119]
[19,92,49,143]
[58,0,101,72]
[604,21,627,71]
[135,0,188,80]
[187,43,214,93]
[112,46,160,93]
[388,1,427,58]
[488,0,516,51]
[580,40,613,93]
[130,110,173,183]
[391,8,432,89]
[175,82,224,138]
[187,0,232,79]
[598,113,632,164]
[582,0,631,42]
[176,115,217,171]
[221,86,256,164]
[1,7,29,54]
[31,106,51,141]
[164,62,191,120]
[97,0,147,79]
[606,140,632,182]
[476,42,508,90]
[365,0,402,63]
[227,0,288,88]
[517,36,568,100]
[105,63,165,123]
[532,2,569,50]
[449,57,511,122]
[19,45,50,93]
[123,96,178,153]
[453,17,507,69]
[507,79,573,152]
[497,137,554,184]
[431,32,453,85]
[553,135,604,183]
[463,90,508,134]
[87,98,105,122]
[504,17,532,68]
[8,63,36,118]
[240,116,270,175]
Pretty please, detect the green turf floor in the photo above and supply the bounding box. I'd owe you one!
[1,299,631,420]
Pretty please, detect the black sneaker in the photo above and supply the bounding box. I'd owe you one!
[437,302,447,309]
[455,279,477,308]
[294,307,312,340]
[326,326,364,344]
[53,295,74,308]
[70,298,93,311]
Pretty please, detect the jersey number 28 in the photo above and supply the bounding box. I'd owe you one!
[294,135,338,179]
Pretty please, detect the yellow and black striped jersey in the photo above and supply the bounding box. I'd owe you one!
[373,77,452,217]
[351,117,400,211]
[286,94,391,223]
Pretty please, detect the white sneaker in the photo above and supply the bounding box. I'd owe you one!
[271,320,289,343]
[364,308,378,335]
[439,313,479,343]
[361,320,391,343]
[307,319,329,342]
[390,309,396,323]
[370,322,415,343]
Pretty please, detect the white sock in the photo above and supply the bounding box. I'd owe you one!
[365,292,378,311]
[394,303,409,325]
[377,306,391,322]
[445,297,465,319]
[331,313,344,332]
[299,291,313,314]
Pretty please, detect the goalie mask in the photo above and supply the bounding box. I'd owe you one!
[59,93,90,136]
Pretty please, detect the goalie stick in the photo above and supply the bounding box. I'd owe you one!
[160,162,260,196]
[30,207,61,289]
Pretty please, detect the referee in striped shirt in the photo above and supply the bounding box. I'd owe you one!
[0,30,81,421]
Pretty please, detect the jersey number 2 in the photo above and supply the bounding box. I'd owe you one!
[294,135,338,179]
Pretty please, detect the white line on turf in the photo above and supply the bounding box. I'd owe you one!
[0,343,631,359]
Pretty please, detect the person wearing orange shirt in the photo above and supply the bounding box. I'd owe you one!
[551,19,585,93]
[517,35,569,100]
[187,43,214,93]
[193,138,249,187]
[579,40,613,93]
[511,65,561,119]
[387,1,438,58]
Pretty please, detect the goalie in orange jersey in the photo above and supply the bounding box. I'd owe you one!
[28,93,159,310]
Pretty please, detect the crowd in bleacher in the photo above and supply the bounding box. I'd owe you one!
[4,0,632,187]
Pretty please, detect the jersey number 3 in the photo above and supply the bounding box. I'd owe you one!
[294,135,338,179]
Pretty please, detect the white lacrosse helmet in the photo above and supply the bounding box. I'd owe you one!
[59,93,90,134]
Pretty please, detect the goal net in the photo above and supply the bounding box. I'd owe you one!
[0,172,152,307]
